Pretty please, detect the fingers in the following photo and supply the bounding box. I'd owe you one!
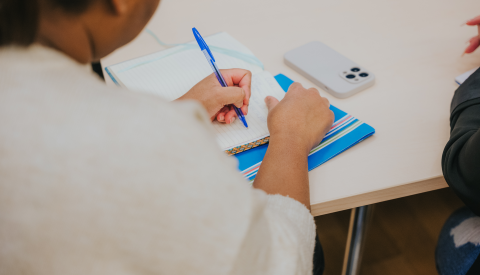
[463,16,480,55]
[322,96,331,108]
[240,101,249,115]
[265,96,279,112]
[286,82,306,94]
[216,86,245,109]
[466,15,480,26]
[224,107,237,124]
[214,86,245,124]
[465,36,480,54]
[286,82,321,99]
[216,106,230,123]
[217,106,237,124]
[285,82,327,110]
[220,69,252,106]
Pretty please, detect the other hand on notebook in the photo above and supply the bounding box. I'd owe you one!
[178,69,252,124]
[464,15,480,54]
[265,83,334,154]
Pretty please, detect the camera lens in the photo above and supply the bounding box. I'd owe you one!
[346,74,356,79]
[351,68,360,72]
[359,73,369,77]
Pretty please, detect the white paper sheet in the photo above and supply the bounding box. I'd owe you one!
[212,72,285,149]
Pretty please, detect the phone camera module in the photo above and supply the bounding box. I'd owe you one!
[339,67,372,85]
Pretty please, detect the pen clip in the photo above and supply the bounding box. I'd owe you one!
[192,27,215,62]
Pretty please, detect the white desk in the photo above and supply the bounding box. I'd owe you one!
[102,0,480,217]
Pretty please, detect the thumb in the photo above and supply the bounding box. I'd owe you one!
[217,87,245,108]
[265,96,279,112]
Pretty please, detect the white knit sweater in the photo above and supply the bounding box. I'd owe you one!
[0,46,316,275]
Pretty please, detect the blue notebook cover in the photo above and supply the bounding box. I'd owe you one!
[234,74,375,182]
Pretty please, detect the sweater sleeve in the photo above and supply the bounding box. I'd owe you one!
[0,44,318,275]
[230,191,316,275]
[442,68,480,216]
[264,194,316,274]
[0,67,318,275]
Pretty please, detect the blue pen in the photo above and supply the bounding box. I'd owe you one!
[192,28,248,128]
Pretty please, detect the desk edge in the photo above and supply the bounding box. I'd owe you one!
[310,176,448,216]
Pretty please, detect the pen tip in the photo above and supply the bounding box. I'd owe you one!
[242,120,248,128]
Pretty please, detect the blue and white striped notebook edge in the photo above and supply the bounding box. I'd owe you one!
[234,74,375,182]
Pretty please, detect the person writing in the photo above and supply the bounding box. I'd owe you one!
[0,0,334,274]
[436,15,480,275]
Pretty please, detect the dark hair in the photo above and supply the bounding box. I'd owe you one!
[0,0,94,47]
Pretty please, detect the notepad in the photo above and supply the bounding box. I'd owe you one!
[106,32,286,153]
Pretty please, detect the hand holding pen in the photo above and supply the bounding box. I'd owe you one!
[178,68,252,124]
[192,27,249,128]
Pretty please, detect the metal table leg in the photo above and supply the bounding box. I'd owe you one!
[342,205,372,275]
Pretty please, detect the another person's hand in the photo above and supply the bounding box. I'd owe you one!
[464,16,480,54]
[177,69,251,124]
[264,83,334,154]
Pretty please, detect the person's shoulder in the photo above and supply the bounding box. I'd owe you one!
[78,74,213,137]
[451,68,480,115]
[0,47,214,153]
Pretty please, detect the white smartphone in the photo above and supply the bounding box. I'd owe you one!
[284,41,375,98]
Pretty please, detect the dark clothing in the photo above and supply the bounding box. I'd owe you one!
[436,207,480,275]
[313,236,325,275]
[442,68,480,275]
[91,62,105,80]
[442,68,480,216]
